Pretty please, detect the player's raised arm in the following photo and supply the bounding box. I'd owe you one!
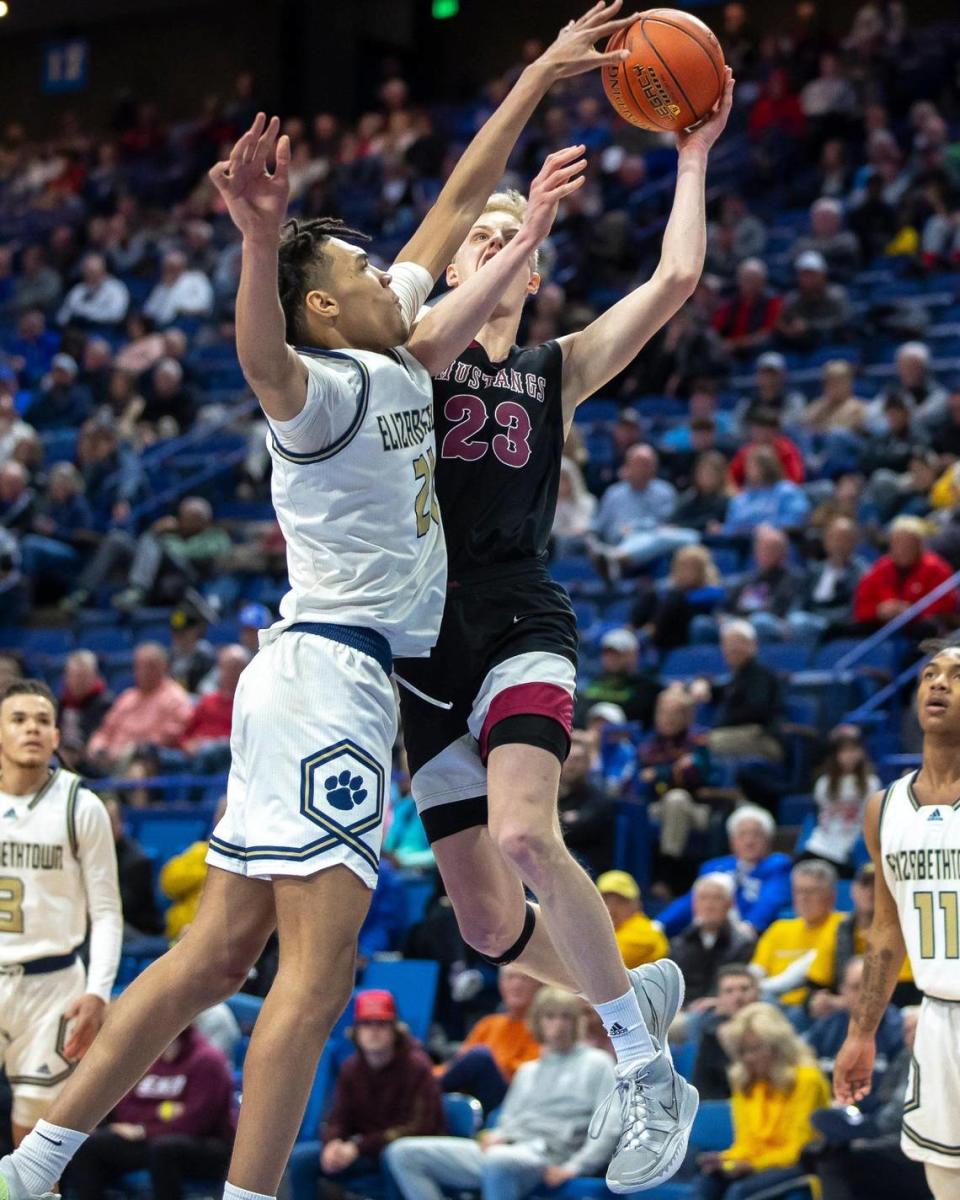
[833,790,907,1105]
[407,148,585,375]
[209,114,308,421]
[395,1,635,282]
[556,69,734,421]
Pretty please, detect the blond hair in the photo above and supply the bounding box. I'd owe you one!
[721,1002,815,1093]
[527,987,582,1042]
[668,543,720,588]
[482,189,540,270]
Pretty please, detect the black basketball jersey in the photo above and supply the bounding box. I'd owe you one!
[432,339,565,578]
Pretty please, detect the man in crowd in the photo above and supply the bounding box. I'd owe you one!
[589,444,696,575]
[143,251,214,327]
[853,515,957,632]
[103,797,164,942]
[58,650,113,749]
[776,250,852,348]
[596,870,668,969]
[56,253,130,329]
[66,1026,235,1200]
[317,990,444,1195]
[670,965,759,1101]
[695,620,784,761]
[440,966,541,1115]
[386,988,618,1199]
[669,874,757,1003]
[806,957,902,1085]
[88,643,193,770]
[751,860,842,1008]
[577,627,660,727]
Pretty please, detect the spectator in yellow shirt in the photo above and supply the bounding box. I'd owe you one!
[807,862,917,1015]
[597,870,668,968]
[697,1002,830,1199]
[159,796,226,941]
[750,860,842,1006]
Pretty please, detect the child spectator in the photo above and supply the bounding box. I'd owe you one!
[801,726,879,873]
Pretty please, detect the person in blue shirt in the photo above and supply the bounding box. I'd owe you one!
[723,445,811,535]
[658,804,792,936]
[591,444,698,574]
[806,955,902,1101]
[22,353,94,432]
[20,462,96,595]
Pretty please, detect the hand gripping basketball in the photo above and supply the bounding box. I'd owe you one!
[208,112,292,243]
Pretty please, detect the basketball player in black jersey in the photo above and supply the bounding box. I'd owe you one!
[395,71,734,1193]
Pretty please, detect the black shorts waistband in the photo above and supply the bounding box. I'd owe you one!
[12,950,79,976]
[448,558,554,590]
[286,622,393,675]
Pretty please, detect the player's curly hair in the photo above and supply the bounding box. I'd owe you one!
[277,217,370,344]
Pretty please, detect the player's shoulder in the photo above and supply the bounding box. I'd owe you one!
[507,338,563,372]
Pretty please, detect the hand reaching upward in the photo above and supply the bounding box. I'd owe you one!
[536,0,637,79]
[521,145,589,245]
[209,112,291,244]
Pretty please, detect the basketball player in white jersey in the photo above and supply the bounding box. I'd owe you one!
[835,641,960,1200]
[0,680,121,1147]
[0,10,639,1200]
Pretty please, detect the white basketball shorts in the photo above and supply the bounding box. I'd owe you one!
[901,995,960,1168]
[0,958,85,1126]
[207,626,398,889]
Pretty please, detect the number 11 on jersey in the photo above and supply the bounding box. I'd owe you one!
[413,449,441,537]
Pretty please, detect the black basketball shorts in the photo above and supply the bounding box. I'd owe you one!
[395,562,578,843]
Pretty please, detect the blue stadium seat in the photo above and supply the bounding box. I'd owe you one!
[442,1091,483,1137]
[359,959,439,1043]
[0,627,73,655]
[76,625,134,654]
[129,812,210,866]
[779,794,815,826]
[661,644,726,680]
[757,643,812,673]
[225,991,263,1034]
[551,557,599,584]
[399,873,434,928]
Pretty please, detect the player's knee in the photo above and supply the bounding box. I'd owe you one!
[492,819,563,885]
[458,901,524,960]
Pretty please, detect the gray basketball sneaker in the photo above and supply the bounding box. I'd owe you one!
[629,958,686,1060]
[592,960,698,1193]
[0,1159,57,1200]
[599,1051,700,1193]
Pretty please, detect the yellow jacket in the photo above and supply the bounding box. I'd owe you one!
[615,911,669,969]
[723,1064,830,1170]
[160,839,209,941]
[751,912,843,1005]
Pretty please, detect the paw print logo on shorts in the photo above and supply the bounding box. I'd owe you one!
[324,769,368,812]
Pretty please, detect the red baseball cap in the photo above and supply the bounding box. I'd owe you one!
[354,989,397,1023]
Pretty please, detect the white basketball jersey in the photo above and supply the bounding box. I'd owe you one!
[880,770,960,999]
[266,345,446,658]
[0,769,112,965]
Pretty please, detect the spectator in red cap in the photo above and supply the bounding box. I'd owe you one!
[318,989,444,1192]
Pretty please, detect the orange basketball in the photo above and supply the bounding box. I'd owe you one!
[603,9,725,133]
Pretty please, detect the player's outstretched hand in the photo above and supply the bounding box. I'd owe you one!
[536,0,636,79]
[209,112,291,244]
[523,146,588,244]
[833,1033,876,1106]
[677,67,735,156]
[62,993,106,1061]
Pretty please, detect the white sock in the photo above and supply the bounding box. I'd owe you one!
[595,988,656,1067]
[13,1120,88,1194]
[223,1184,276,1200]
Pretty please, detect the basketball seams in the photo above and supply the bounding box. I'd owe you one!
[643,16,724,91]
[639,19,699,125]
[619,41,675,131]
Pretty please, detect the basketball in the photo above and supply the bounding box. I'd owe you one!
[602,9,726,133]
